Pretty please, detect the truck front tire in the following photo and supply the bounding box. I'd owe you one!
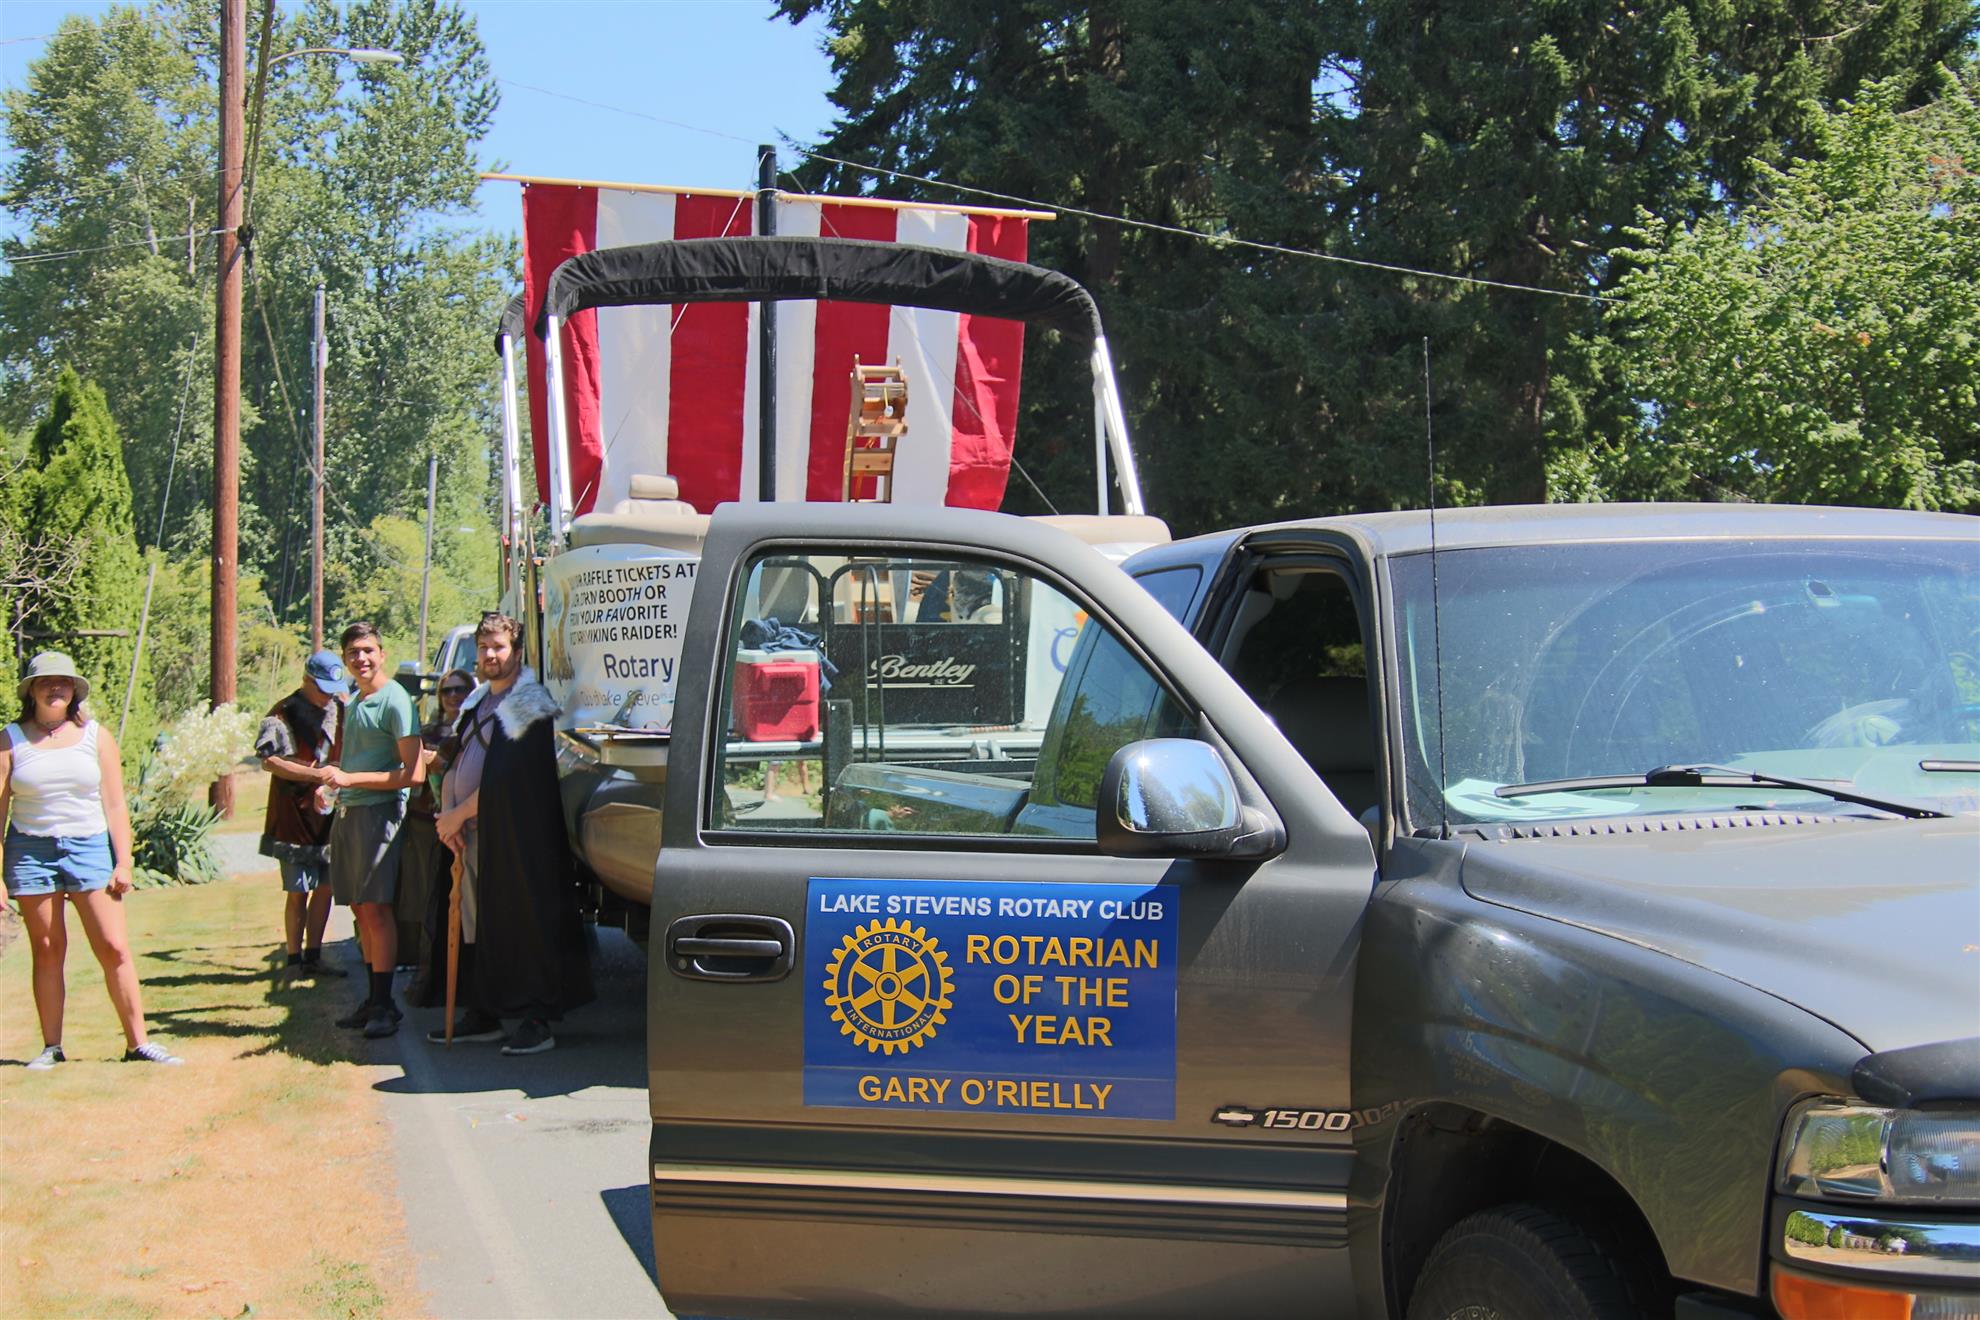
[1406,1202,1659,1320]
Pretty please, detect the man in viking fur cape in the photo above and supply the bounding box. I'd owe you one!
[433,612,594,1055]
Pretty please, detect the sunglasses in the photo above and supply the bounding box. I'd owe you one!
[439,685,472,696]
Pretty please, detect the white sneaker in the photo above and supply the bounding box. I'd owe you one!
[123,1042,184,1065]
[25,1044,64,1070]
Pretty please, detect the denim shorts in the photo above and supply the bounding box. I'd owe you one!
[3,828,114,898]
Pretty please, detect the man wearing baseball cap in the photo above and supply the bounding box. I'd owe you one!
[255,650,349,974]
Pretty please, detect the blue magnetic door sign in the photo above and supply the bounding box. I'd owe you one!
[804,878,1178,1120]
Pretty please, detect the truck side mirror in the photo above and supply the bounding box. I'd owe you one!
[1097,738,1283,860]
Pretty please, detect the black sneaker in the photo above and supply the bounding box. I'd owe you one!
[501,1019,555,1056]
[427,1011,505,1044]
[336,1000,403,1029]
[301,955,346,978]
[362,1006,401,1039]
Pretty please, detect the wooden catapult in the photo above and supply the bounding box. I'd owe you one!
[843,358,908,503]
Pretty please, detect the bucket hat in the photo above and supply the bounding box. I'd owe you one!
[304,649,353,697]
[17,651,91,706]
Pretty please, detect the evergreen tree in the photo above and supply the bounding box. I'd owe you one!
[13,371,155,750]
[781,0,1974,524]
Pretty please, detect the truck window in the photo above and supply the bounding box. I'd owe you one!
[1132,565,1201,622]
[1027,621,1194,823]
[1220,566,1377,819]
[709,548,1190,842]
[1389,539,1980,828]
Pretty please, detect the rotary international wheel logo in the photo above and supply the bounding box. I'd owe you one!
[823,918,956,1054]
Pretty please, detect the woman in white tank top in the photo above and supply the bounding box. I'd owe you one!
[1,652,180,1067]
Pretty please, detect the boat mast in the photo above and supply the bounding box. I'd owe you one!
[497,316,525,592]
[756,144,778,503]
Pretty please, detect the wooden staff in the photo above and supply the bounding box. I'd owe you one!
[444,850,463,1045]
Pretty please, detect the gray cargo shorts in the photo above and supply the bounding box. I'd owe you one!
[328,799,405,906]
[279,856,326,894]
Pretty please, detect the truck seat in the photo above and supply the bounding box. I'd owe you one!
[1267,676,1379,819]
[569,474,710,553]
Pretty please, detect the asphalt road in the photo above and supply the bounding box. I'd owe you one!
[336,915,672,1319]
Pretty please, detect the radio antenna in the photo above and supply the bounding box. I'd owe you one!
[1424,336,1450,840]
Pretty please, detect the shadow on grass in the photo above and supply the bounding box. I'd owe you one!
[121,899,653,1096]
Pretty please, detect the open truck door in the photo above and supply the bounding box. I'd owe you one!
[648,502,1378,1318]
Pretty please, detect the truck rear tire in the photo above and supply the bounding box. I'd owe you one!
[1406,1202,1657,1320]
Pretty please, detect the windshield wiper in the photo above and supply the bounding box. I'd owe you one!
[1493,764,1948,819]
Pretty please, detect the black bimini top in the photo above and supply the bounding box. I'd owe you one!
[535,236,1105,344]
[494,292,527,356]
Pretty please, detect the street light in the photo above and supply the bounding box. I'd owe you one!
[244,45,408,227]
[210,4,405,815]
[273,46,405,66]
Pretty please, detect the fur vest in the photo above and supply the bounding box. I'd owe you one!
[459,666,559,742]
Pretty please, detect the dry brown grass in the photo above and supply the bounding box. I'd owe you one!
[0,874,422,1318]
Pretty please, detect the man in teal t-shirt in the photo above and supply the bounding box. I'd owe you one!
[325,622,425,1038]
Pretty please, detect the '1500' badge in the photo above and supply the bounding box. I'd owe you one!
[1211,1103,1401,1131]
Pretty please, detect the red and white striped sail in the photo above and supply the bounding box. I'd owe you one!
[520,183,1030,518]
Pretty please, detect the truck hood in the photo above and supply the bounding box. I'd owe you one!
[1459,815,1980,1054]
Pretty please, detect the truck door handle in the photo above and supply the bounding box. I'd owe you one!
[665,914,794,983]
[674,937,783,959]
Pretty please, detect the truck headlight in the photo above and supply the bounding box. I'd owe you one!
[1778,1100,1980,1204]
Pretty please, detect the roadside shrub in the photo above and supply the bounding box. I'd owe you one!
[133,801,224,887]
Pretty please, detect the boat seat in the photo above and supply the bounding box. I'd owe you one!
[1029,514,1171,550]
[568,474,711,552]
[614,473,698,518]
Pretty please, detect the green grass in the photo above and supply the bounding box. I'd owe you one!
[301,1257,387,1320]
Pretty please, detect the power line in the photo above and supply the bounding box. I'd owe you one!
[153,319,207,548]
[499,77,755,149]
[800,145,1611,303]
[2,227,232,266]
[245,257,421,575]
[497,77,1608,305]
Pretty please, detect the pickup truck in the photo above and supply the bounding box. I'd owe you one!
[646,499,1980,1319]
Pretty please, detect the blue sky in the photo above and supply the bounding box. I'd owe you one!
[1,0,844,241]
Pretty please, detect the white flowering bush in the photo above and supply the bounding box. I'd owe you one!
[138,703,257,810]
[131,703,257,885]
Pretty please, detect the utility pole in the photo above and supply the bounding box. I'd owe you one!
[417,452,437,665]
[310,283,326,651]
[210,0,245,816]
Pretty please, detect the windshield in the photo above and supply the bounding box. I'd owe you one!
[1391,538,1980,827]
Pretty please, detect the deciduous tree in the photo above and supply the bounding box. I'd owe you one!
[1600,72,1980,510]
[0,0,512,638]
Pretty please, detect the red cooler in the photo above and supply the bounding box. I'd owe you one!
[731,648,822,741]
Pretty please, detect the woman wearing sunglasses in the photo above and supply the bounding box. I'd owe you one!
[403,668,475,1004]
